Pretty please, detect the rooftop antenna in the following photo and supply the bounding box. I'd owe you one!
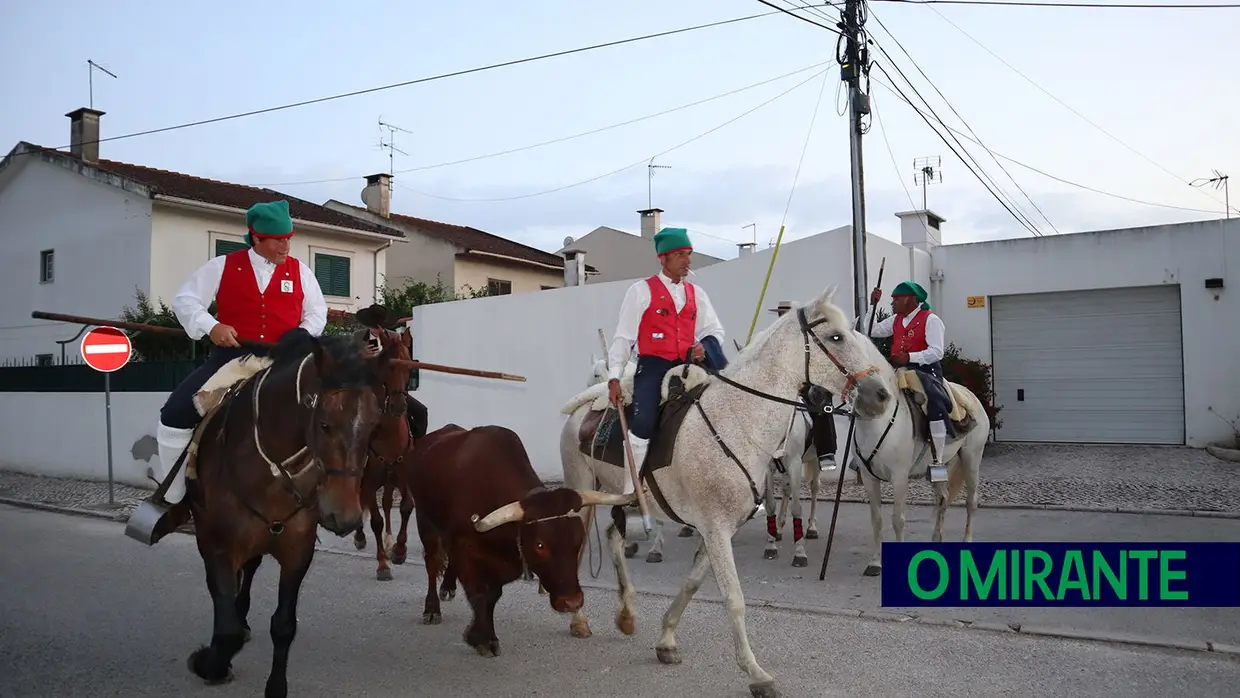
[1191,170,1231,219]
[647,156,671,209]
[378,117,411,187]
[913,155,942,211]
[743,223,756,244]
[87,59,118,110]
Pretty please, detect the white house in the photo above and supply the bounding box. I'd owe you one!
[0,107,408,363]
[557,208,726,284]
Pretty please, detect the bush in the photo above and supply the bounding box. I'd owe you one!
[863,306,1003,432]
[374,274,492,320]
[118,288,211,361]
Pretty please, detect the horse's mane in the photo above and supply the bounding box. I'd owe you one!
[267,329,379,390]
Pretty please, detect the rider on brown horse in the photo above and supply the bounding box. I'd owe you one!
[147,200,329,541]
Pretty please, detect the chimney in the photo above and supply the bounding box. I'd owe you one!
[562,249,587,287]
[637,208,664,239]
[66,108,105,163]
[736,242,756,257]
[360,173,392,218]
[895,209,945,253]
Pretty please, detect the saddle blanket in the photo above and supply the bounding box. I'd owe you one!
[192,354,274,417]
[895,367,969,422]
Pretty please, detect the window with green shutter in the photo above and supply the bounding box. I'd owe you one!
[314,253,351,297]
[215,240,248,257]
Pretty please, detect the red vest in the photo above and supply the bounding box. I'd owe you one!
[215,249,304,342]
[891,309,932,357]
[636,275,697,362]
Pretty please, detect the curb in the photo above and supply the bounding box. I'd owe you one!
[312,545,1240,660]
[0,497,130,522]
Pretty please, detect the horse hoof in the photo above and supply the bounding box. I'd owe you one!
[616,609,637,636]
[792,555,808,568]
[774,532,783,542]
[655,646,682,665]
[422,612,442,625]
[439,587,456,602]
[763,549,778,560]
[863,564,882,577]
[187,647,234,685]
[376,567,393,582]
[353,536,366,551]
[677,526,695,538]
[645,551,663,564]
[805,529,819,539]
[391,551,407,565]
[473,640,501,658]
[624,542,638,559]
[570,618,592,638]
[750,680,781,698]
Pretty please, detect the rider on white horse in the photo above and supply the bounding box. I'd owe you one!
[604,227,728,494]
[862,280,952,483]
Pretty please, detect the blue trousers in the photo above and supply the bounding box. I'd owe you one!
[626,335,728,441]
[908,361,951,424]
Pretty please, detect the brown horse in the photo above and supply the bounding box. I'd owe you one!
[179,328,392,698]
[352,326,431,580]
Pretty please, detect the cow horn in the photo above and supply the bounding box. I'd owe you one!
[472,501,526,532]
[575,489,637,508]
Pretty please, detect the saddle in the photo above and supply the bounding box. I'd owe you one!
[570,363,712,480]
[894,367,975,443]
[183,355,274,481]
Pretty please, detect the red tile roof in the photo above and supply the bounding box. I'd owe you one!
[386,211,596,272]
[13,142,403,238]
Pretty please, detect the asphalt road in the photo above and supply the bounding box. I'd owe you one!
[1,505,1238,698]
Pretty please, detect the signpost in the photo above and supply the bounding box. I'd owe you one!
[80,326,132,505]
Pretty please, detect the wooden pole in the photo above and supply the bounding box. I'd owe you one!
[30,310,526,382]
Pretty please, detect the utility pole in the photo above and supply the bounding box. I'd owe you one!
[1191,170,1231,219]
[841,0,872,325]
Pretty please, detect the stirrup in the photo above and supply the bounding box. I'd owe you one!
[928,462,948,483]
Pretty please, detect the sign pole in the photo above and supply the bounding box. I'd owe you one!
[79,326,132,509]
[105,371,114,505]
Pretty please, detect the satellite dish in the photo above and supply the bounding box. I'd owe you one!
[361,187,376,209]
[562,235,575,247]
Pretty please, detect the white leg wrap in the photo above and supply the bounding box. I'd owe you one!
[155,422,194,505]
[622,434,648,495]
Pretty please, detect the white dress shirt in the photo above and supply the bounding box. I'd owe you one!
[864,307,946,365]
[606,272,725,381]
[172,247,328,341]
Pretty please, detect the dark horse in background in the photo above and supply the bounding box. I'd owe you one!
[181,328,395,698]
[350,315,431,581]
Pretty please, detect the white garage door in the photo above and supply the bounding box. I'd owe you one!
[990,284,1185,445]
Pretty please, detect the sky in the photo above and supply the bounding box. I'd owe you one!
[2,0,1236,261]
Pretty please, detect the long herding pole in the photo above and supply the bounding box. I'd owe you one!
[743,223,789,346]
[818,256,884,581]
[29,310,526,382]
[597,328,654,533]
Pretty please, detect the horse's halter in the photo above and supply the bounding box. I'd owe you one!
[794,306,879,411]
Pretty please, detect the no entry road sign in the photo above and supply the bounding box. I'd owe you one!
[80,326,132,373]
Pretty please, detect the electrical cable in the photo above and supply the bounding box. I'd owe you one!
[20,6,841,155]
[872,1,1240,8]
[257,61,832,187]
[867,9,1061,233]
[393,67,830,203]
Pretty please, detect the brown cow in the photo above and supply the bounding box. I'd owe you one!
[408,423,632,657]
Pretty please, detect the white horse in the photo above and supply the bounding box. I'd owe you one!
[758,408,843,567]
[572,287,889,698]
[848,328,989,577]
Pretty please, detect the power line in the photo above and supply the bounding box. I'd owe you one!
[755,0,846,32]
[866,9,1060,233]
[394,66,830,203]
[914,3,1240,215]
[869,76,1225,215]
[257,61,831,187]
[871,1,1240,8]
[22,6,839,155]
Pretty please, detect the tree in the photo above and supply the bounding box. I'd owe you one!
[118,288,210,361]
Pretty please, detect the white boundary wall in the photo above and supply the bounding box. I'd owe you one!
[409,227,925,479]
